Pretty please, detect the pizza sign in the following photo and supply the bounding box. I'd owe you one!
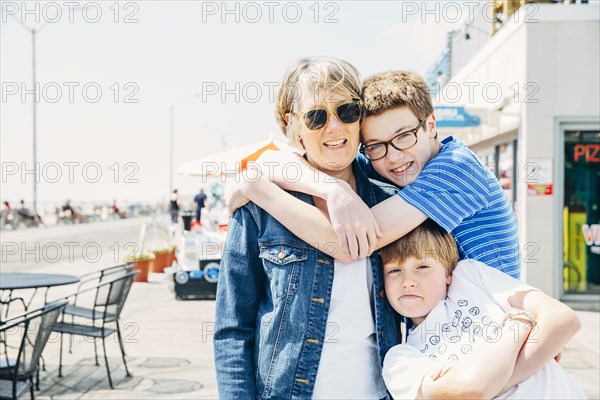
[573,144,600,163]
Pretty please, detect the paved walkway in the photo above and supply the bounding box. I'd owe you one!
[8,275,594,399]
[1,220,598,399]
[26,274,218,399]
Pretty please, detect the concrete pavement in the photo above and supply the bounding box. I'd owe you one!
[9,276,598,399]
[1,219,598,399]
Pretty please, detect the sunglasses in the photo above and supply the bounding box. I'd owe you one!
[292,100,363,131]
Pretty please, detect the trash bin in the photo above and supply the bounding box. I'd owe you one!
[181,209,194,231]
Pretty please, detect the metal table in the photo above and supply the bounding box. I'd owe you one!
[0,273,79,388]
[0,273,80,317]
[0,273,79,291]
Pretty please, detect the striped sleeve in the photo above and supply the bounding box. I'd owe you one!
[398,151,490,233]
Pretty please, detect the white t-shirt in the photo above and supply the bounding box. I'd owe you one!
[382,260,586,400]
[312,258,388,400]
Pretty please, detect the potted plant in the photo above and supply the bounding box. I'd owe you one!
[151,248,171,273]
[126,253,155,282]
[167,244,177,267]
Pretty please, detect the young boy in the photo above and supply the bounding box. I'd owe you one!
[231,69,520,277]
[380,220,585,399]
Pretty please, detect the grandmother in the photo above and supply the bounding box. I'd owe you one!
[214,56,398,399]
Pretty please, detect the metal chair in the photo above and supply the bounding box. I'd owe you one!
[0,297,28,381]
[65,264,134,356]
[53,271,139,389]
[0,300,67,400]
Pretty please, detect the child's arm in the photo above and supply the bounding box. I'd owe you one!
[235,154,428,260]
[417,318,533,399]
[253,151,384,259]
[227,167,354,261]
[498,289,581,393]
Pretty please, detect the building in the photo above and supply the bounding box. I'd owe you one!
[428,1,599,306]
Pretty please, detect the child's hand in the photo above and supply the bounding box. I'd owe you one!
[326,184,382,259]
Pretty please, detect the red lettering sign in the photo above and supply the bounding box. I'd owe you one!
[582,224,600,246]
[574,144,600,162]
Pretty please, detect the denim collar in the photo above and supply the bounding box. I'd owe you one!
[290,160,377,208]
[352,161,378,209]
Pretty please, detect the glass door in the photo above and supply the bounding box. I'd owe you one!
[563,129,600,294]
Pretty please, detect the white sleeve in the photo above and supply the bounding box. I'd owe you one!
[383,344,434,399]
[455,260,539,311]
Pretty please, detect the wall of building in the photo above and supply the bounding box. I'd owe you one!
[435,4,599,297]
[522,15,600,296]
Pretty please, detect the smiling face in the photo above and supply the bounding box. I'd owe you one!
[295,91,361,175]
[361,106,440,187]
[384,256,451,326]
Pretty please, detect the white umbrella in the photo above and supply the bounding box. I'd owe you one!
[177,138,296,177]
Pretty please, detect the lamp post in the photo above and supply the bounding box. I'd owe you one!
[169,94,200,193]
[169,105,174,192]
[31,27,39,214]
[9,19,50,214]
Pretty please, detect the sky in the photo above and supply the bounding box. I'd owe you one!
[1,0,478,205]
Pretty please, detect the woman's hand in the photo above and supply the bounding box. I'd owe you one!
[324,183,383,260]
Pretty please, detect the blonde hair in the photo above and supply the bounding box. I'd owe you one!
[363,70,433,120]
[380,220,459,276]
[275,56,362,150]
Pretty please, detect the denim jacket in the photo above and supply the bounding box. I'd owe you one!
[214,162,399,399]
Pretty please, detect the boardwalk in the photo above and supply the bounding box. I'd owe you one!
[1,219,598,399]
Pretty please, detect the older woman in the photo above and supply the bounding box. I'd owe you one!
[213,57,398,399]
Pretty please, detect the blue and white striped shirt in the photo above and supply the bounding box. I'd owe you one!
[357,136,520,278]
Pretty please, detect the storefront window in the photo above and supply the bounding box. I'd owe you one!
[563,130,600,294]
[498,141,516,205]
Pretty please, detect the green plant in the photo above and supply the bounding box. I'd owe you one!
[126,253,155,261]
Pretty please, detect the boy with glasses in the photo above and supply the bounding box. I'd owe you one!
[230,69,519,277]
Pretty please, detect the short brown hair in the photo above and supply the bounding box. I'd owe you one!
[363,70,433,119]
[275,57,362,150]
[380,220,459,276]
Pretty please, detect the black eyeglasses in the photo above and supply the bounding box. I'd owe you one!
[292,100,363,131]
[359,120,426,161]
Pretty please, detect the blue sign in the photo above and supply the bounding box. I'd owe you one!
[434,106,480,128]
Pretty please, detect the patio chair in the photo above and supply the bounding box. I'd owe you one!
[0,297,28,374]
[53,270,139,389]
[0,300,67,400]
[65,264,134,355]
[76,264,135,289]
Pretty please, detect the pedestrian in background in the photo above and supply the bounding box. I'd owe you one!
[193,188,208,224]
[168,189,180,224]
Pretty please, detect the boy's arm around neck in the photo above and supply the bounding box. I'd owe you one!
[244,150,427,260]
[418,318,533,399]
[498,289,581,393]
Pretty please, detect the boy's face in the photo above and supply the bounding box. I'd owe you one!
[361,107,439,187]
[384,256,451,326]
